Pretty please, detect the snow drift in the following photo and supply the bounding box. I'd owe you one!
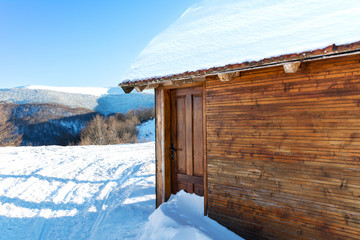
[139,190,243,240]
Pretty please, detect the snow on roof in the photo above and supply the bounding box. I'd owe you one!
[121,0,360,85]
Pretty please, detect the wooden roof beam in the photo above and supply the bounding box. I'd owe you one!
[121,86,135,94]
[283,61,301,73]
[218,72,234,82]
[146,83,160,89]
[190,75,206,82]
[171,79,188,86]
[166,75,206,86]
[135,85,147,92]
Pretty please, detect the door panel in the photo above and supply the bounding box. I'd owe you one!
[193,94,204,177]
[176,96,186,174]
[170,87,204,196]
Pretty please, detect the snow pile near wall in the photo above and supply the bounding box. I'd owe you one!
[138,190,243,240]
[124,0,360,82]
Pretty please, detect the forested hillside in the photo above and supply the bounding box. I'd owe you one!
[0,86,155,146]
[1,102,97,146]
[0,87,154,115]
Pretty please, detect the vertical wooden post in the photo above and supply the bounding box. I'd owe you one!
[163,88,172,202]
[155,87,163,207]
[155,86,172,206]
[203,82,208,216]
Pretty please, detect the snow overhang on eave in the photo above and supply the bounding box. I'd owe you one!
[119,41,360,93]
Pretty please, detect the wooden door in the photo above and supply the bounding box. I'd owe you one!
[170,87,204,196]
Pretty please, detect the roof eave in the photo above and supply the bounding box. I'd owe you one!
[119,41,360,92]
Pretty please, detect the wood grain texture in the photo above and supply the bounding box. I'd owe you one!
[170,87,204,196]
[155,87,163,207]
[206,54,360,239]
[156,82,205,209]
[155,87,172,207]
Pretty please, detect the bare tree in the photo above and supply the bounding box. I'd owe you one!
[79,113,140,146]
[79,115,108,145]
[0,105,22,146]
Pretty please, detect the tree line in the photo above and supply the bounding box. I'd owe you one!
[0,104,22,146]
[0,105,154,146]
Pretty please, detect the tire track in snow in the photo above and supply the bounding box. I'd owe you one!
[28,156,101,240]
[0,142,156,240]
[88,162,145,239]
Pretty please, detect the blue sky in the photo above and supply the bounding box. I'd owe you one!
[0,0,197,88]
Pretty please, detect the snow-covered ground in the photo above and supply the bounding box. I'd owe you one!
[140,191,243,240]
[137,119,155,143]
[0,142,242,240]
[0,143,155,239]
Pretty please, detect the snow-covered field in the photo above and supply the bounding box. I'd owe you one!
[0,143,242,240]
[0,143,155,240]
[138,119,155,143]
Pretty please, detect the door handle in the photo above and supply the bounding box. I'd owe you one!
[170,144,177,160]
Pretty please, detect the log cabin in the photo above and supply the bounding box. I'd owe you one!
[119,1,360,239]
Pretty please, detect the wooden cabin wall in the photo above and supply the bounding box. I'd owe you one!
[205,54,360,240]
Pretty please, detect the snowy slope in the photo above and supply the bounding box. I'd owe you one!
[25,85,109,96]
[25,85,153,96]
[123,0,360,82]
[137,119,155,143]
[0,143,156,240]
[0,86,154,115]
[0,88,98,110]
[0,143,241,240]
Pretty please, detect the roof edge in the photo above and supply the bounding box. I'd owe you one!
[119,41,360,88]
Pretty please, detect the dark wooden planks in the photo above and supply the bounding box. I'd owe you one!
[205,54,360,239]
[155,87,172,207]
[170,87,205,196]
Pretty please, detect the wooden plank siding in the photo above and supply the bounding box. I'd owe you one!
[205,54,360,239]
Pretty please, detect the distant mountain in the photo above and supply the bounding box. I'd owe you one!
[0,85,155,146]
[24,85,110,96]
[0,86,154,115]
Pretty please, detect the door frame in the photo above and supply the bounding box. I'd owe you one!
[170,86,204,196]
[156,81,207,215]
